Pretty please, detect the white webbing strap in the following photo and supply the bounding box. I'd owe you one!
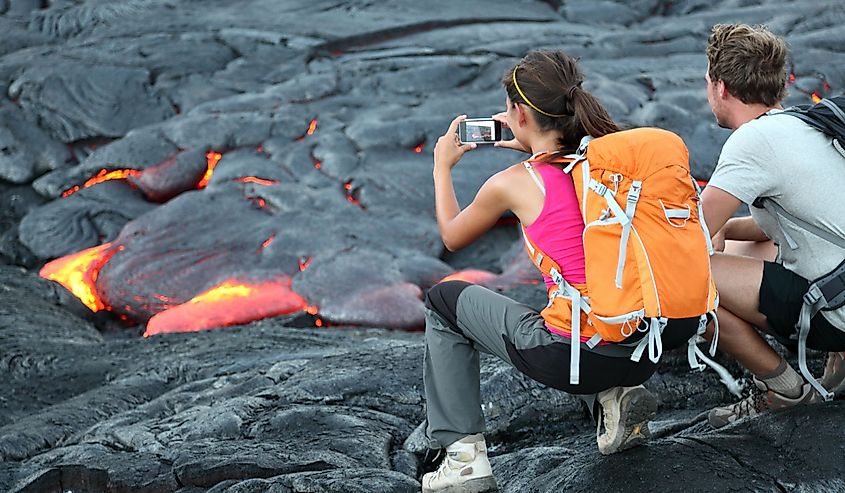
[630,317,667,363]
[588,179,630,227]
[570,288,582,385]
[522,162,546,196]
[687,315,709,371]
[615,180,641,288]
[693,346,745,397]
[797,285,835,401]
[562,154,584,174]
[707,310,719,356]
[545,267,590,386]
[693,178,714,256]
[586,332,603,349]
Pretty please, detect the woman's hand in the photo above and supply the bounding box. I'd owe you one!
[434,115,476,173]
[491,112,529,153]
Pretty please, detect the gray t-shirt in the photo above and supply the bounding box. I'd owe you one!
[709,109,845,329]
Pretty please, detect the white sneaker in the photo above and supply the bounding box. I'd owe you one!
[421,434,498,493]
[596,385,657,455]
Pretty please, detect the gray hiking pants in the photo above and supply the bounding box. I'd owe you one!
[423,280,698,449]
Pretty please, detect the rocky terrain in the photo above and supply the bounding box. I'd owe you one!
[1,0,844,491]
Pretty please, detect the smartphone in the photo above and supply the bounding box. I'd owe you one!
[458,118,503,144]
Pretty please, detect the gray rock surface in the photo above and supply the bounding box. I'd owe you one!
[1,1,844,491]
[0,267,841,493]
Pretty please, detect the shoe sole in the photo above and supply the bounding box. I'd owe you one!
[599,387,657,455]
[421,477,499,493]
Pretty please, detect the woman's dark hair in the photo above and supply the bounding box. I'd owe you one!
[502,50,620,154]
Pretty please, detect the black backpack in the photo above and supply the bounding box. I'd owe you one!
[779,95,845,158]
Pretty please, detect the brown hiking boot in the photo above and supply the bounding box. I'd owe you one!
[707,376,821,429]
[820,351,845,398]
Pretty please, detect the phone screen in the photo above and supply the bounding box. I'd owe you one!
[459,119,502,144]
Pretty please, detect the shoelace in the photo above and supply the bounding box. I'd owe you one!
[430,455,464,483]
[731,388,766,419]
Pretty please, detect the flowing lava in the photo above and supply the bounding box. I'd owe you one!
[414,142,425,153]
[198,151,222,189]
[439,269,496,285]
[236,177,279,185]
[62,168,141,197]
[306,118,318,135]
[144,277,309,336]
[39,243,122,311]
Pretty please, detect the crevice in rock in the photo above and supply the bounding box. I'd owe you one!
[684,436,788,493]
[308,18,557,60]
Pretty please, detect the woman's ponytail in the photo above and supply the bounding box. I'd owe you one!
[502,50,620,153]
[570,86,620,140]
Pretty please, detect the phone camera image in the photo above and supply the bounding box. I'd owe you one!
[467,122,493,142]
[458,119,502,144]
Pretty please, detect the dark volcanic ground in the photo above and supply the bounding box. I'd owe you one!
[1,0,844,492]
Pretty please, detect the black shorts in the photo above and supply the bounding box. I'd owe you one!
[758,261,845,351]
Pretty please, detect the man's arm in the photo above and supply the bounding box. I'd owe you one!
[721,216,769,241]
[700,185,743,237]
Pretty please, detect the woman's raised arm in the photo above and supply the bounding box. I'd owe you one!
[433,115,511,251]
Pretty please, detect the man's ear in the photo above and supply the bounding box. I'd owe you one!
[717,80,730,100]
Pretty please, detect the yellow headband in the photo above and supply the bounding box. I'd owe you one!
[512,67,567,118]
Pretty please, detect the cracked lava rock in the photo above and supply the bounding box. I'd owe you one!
[1,0,844,492]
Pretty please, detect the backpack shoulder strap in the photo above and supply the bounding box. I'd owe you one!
[757,197,845,250]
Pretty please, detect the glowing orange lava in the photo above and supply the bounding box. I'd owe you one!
[696,179,708,188]
[299,256,313,271]
[305,305,319,315]
[40,243,121,312]
[811,92,822,103]
[259,234,275,251]
[306,118,318,135]
[197,151,222,189]
[439,269,496,285]
[414,142,425,153]
[236,177,279,186]
[61,168,141,197]
[144,277,309,336]
[314,161,322,170]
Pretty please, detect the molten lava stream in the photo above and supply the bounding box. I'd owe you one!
[439,269,496,285]
[144,278,310,336]
[62,168,141,197]
[39,243,121,311]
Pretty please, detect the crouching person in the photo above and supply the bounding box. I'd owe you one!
[700,23,845,429]
[421,50,717,492]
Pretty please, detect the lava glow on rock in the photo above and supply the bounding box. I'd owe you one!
[236,177,279,185]
[197,151,222,188]
[62,168,142,197]
[439,269,496,285]
[39,242,122,311]
[144,278,309,337]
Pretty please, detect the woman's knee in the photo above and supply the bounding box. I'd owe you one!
[424,280,473,323]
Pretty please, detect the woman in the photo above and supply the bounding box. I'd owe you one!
[421,50,701,493]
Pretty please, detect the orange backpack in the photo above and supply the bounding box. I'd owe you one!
[521,128,719,385]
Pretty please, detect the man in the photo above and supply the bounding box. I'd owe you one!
[700,23,845,428]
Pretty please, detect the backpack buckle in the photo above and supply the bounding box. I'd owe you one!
[803,284,824,307]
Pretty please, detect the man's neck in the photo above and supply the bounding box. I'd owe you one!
[730,103,781,129]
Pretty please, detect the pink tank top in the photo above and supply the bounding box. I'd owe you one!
[523,161,587,287]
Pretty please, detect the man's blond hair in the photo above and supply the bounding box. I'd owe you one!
[706,23,788,106]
